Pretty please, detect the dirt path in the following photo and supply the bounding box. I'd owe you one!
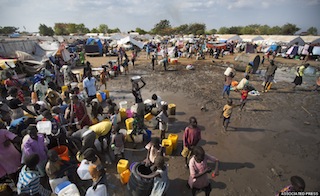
[85,53,320,195]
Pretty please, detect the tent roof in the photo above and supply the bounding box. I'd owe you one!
[117,36,144,49]
[301,36,320,44]
[239,35,264,42]
[214,34,242,42]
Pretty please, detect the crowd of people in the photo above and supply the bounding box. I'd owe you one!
[0,39,314,196]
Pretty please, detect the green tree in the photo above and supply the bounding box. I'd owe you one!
[107,28,121,33]
[281,23,300,35]
[188,23,206,35]
[268,26,282,35]
[174,24,189,34]
[218,27,229,34]
[39,24,54,36]
[258,25,270,35]
[98,24,108,34]
[206,28,217,35]
[66,23,76,34]
[91,28,99,33]
[135,27,147,34]
[54,23,69,35]
[228,26,242,34]
[75,23,89,35]
[151,19,171,35]
[306,27,318,35]
[0,26,18,35]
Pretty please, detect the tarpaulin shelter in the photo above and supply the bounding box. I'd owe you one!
[206,43,227,50]
[117,36,144,49]
[85,38,103,56]
[215,34,242,43]
[286,45,299,56]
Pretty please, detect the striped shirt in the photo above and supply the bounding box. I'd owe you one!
[17,165,51,196]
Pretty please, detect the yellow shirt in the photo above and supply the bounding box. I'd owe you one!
[223,104,233,118]
[89,121,112,138]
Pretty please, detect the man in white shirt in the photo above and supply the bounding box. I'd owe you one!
[83,71,97,105]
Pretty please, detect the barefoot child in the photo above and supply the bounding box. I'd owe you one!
[139,156,169,196]
[156,104,168,140]
[111,125,125,161]
[221,99,235,132]
[239,85,249,111]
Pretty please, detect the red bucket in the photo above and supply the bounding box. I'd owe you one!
[53,145,70,162]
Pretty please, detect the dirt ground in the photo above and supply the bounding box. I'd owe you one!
[83,52,320,196]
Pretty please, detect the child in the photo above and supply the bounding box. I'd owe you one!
[221,99,234,132]
[156,104,168,140]
[239,85,249,111]
[139,156,169,196]
[181,117,201,168]
[99,67,108,90]
[144,138,164,166]
[276,176,305,195]
[111,125,125,161]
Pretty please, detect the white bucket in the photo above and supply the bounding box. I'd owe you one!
[224,67,233,76]
[37,121,52,135]
[131,76,141,82]
[119,101,128,109]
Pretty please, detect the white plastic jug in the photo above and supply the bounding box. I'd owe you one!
[36,121,52,135]
[119,101,128,109]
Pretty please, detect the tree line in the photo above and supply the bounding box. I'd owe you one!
[0,20,318,36]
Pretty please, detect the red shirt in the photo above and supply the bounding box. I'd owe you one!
[241,90,248,101]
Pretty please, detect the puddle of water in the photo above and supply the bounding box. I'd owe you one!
[258,66,319,87]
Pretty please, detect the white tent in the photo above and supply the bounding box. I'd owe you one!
[214,34,242,43]
[239,35,264,43]
[261,35,305,46]
[301,36,320,44]
[117,36,144,49]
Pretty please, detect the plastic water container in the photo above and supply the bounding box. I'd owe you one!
[100,92,107,101]
[57,183,80,196]
[224,67,233,76]
[126,109,133,118]
[103,90,109,98]
[55,181,71,194]
[117,159,129,174]
[162,139,173,155]
[37,121,52,135]
[70,82,78,89]
[168,134,178,150]
[77,160,93,180]
[120,169,131,184]
[125,118,134,130]
[96,92,103,102]
[61,85,68,93]
[126,130,133,142]
[131,76,141,82]
[144,113,153,121]
[119,108,127,119]
[168,104,176,115]
[119,101,128,109]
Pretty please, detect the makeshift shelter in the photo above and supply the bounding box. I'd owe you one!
[301,36,320,44]
[262,35,305,46]
[240,35,264,43]
[286,45,299,56]
[117,36,144,49]
[215,34,242,43]
[85,38,103,56]
[206,43,227,50]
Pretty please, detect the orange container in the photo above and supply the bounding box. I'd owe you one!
[125,118,134,130]
[231,81,238,87]
[117,159,129,174]
[161,139,173,155]
[168,134,178,150]
[120,169,130,184]
[144,113,153,121]
[96,92,103,102]
[103,90,109,98]
[119,108,127,119]
[53,145,70,162]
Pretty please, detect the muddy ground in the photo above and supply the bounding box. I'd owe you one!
[83,52,320,196]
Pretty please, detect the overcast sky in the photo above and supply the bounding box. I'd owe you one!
[1,0,319,34]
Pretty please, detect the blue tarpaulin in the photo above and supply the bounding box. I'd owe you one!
[86,38,103,55]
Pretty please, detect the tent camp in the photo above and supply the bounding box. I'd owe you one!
[262,35,305,46]
[117,36,144,49]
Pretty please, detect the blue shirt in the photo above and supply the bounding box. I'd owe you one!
[83,77,97,96]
